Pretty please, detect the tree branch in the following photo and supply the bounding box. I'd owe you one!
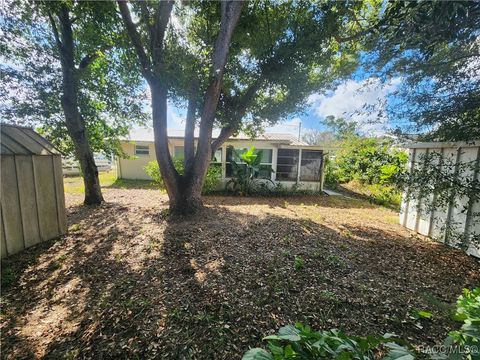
[117,1,154,82]
[78,52,99,70]
[210,76,264,153]
[193,0,244,189]
[184,88,198,172]
[211,126,234,154]
[47,11,64,54]
[152,0,174,72]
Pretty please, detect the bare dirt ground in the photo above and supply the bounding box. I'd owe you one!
[1,188,479,359]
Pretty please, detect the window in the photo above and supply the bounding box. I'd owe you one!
[135,145,150,155]
[276,149,299,181]
[300,150,323,182]
[226,147,273,179]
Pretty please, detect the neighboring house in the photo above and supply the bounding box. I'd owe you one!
[117,128,327,191]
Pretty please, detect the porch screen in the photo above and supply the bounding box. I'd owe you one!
[276,149,299,181]
[300,150,322,182]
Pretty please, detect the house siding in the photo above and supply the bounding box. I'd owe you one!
[117,139,324,191]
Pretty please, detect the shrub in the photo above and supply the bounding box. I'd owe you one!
[334,137,408,186]
[443,288,480,359]
[323,156,340,188]
[225,146,275,196]
[242,288,480,360]
[242,323,413,360]
[144,158,221,194]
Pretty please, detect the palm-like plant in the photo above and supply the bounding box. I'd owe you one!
[226,146,274,195]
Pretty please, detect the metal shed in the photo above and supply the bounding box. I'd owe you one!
[400,140,480,257]
[1,124,66,258]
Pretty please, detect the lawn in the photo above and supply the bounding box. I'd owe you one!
[1,185,479,359]
[63,170,158,198]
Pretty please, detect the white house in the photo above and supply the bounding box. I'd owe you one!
[117,128,326,191]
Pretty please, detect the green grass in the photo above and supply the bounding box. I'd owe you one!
[64,170,158,195]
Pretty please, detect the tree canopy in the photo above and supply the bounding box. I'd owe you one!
[117,0,385,213]
[365,1,480,141]
[0,0,147,157]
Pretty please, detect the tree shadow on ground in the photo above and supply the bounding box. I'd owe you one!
[1,201,478,359]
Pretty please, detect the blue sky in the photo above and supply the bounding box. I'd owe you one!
[164,73,402,137]
[163,51,404,137]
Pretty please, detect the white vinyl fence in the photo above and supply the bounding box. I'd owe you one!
[400,141,480,257]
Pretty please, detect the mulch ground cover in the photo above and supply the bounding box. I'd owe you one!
[1,189,478,359]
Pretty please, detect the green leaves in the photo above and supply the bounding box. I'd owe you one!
[444,287,480,359]
[242,348,274,360]
[383,343,414,360]
[411,309,434,320]
[226,146,275,196]
[243,323,415,359]
[2,1,146,158]
[366,2,480,141]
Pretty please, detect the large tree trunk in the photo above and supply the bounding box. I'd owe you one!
[119,0,243,216]
[150,83,209,216]
[54,5,104,206]
[62,95,104,205]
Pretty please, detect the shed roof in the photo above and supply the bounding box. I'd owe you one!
[0,124,61,155]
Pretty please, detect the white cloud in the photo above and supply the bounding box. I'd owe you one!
[308,77,401,135]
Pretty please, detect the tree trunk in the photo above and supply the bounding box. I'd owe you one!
[169,177,204,215]
[55,5,104,206]
[120,1,244,216]
[60,70,104,206]
[150,83,209,216]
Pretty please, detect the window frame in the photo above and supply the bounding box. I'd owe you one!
[299,150,323,182]
[135,144,150,156]
[276,148,300,181]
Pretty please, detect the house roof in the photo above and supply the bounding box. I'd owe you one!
[0,124,61,155]
[126,127,309,146]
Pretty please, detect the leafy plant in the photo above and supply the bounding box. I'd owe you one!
[411,309,433,320]
[334,137,408,186]
[144,158,221,194]
[242,323,413,360]
[226,146,275,196]
[441,288,480,359]
[294,256,305,270]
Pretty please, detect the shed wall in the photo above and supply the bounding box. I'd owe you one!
[0,154,66,257]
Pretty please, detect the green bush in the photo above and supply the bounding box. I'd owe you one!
[144,158,221,194]
[334,137,408,186]
[323,156,340,188]
[443,288,480,359]
[242,288,480,360]
[225,146,275,196]
[242,323,412,360]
